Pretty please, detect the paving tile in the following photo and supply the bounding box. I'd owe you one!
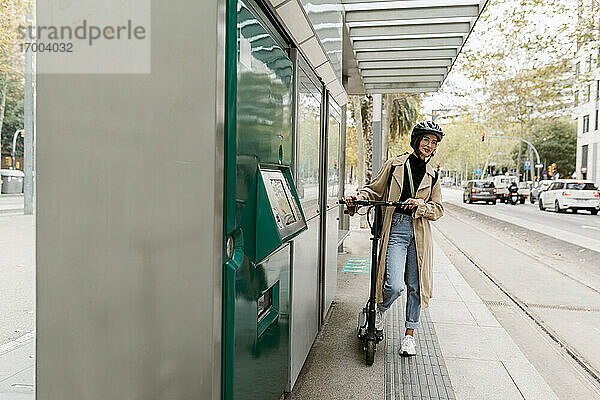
[444,358,523,400]
[450,283,482,304]
[428,300,477,326]
[502,360,559,400]
[463,302,502,327]
[433,323,499,361]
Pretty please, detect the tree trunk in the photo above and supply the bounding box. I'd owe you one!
[0,73,8,157]
[364,95,373,183]
[382,94,392,164]
[353,96,367,228]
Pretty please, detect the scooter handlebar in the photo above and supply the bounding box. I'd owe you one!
[338,199,410,207]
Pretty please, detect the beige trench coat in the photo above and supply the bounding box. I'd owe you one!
[356,153,444,309]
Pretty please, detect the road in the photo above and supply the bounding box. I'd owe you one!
[442,187,600,253]
[434,190,600,399]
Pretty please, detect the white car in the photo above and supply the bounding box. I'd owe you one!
[538,179,599,214]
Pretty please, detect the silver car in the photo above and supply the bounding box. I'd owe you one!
[463,180,497,204]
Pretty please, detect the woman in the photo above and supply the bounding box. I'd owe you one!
[344,121,444,356]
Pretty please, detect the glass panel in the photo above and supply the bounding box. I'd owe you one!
[297,69,322,219]
[236,0,294,213]
[327,107,340,206]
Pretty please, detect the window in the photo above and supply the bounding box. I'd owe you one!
[583,115,590,133]
[597,80,599,100]
[596,110,599,131]
[585,84,591,103]
[588,54,593,71]
[574,90,579,105]
[582,144,588,169]
[566,182,596,190]
[474,182,493,188]
[297,67,322,218]
[576,62,580,77]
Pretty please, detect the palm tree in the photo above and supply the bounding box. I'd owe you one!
[384,94,421,162]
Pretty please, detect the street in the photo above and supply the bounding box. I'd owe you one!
[437,186,600,399]
[442,187,600,252]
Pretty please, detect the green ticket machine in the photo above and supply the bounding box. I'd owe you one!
[224,163,306,400]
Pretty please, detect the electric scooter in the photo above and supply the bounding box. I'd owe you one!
[339,199,410,365]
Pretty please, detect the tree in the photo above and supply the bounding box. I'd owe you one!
[361,95,373,182]
[350,96,367,228]
[510,118,577,177]
[0,0,31,166]
[452,0,577,180]
[383,94,421,162]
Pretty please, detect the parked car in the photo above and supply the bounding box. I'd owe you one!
[517,182,530,204]
[538,179,600,214]
[530,180,552,204]
[489,175,518,203]
[463,180,497,204]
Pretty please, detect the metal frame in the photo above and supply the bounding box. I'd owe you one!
[342,0,489,94]
[214,0,226,397]
[318,85,330,326]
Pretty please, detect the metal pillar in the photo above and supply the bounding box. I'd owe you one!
[372,94,382,176]
[24,13,34,215]
[338,103,349,250]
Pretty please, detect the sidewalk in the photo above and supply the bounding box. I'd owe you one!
[0,214,35,400]
[0,333,35,400]
[0,194,24,216]
[289,225,559,400]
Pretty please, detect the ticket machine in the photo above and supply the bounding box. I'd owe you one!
[224,163,306,400]
[242,165,307,264]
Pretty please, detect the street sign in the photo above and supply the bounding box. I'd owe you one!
[524,160,531,170]
[475,168,482,175]
[535,163,543,168]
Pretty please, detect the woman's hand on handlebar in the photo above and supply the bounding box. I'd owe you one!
[342,196,358,216]
[342,196,357,207]
[400,198,419,210]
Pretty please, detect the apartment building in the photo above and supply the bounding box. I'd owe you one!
[574,45,600,185]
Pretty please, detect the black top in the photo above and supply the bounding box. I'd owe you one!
[396,153,427,215]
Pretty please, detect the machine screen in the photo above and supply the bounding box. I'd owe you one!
[270,179,297,225]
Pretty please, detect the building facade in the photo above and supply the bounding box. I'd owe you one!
[574,40,600,185]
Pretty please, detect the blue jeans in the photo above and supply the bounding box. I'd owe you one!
[377,212,421,330]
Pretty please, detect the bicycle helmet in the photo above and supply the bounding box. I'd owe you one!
[410,121,444,151]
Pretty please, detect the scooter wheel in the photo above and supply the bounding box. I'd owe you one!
[366,340,376,365]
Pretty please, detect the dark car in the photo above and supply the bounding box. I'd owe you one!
[463,180,497,204]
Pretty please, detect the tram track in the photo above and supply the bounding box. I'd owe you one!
[433,210,600,389]
[444,205,600,295]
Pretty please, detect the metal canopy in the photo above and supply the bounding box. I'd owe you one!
[343,0,488,94]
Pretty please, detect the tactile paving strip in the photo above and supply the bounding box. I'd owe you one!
[385,296,455,400]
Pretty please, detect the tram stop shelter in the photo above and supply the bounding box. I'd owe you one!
[31,1,558,400]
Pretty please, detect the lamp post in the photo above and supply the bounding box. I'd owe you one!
[485,134,542,182]
[11,130,24,169]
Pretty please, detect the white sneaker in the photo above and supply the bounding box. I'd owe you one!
[400,334,416,356]
[375,309,385,331]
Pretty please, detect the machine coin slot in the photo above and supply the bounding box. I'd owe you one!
[257,281,279,337]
